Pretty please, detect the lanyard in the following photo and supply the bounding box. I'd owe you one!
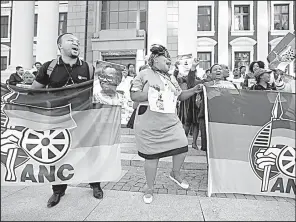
[63,64,75,87]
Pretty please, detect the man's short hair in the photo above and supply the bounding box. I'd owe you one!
[16,66,23,71]
[57,32,74,45]
[34,61,42,66]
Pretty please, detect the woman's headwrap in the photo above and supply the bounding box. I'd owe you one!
[148,44,171,68]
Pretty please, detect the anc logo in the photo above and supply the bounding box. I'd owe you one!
[1,86,73,182]
[249,93,295,192]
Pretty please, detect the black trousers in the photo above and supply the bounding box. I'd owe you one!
[52,182,101,194]
[198,117,207,151]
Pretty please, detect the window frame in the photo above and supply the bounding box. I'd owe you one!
[233,5,250,31]
[270,1,294,36]
[101,1,147,31]
[34,14,38,37]
[233,51,251,70]
[58,12,68,36]
[1,44,10,70]
[230,37,256,71]
[197,52,212,71]
[0,10,11,42]
[0,15,9,39]
[1,1,11,7]
[196,1,215,36]
[231,1,254,36]
[196,37,217,71]
[0,55,8,71]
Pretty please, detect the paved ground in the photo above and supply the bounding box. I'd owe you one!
[1,182,295,221]
[70,166,208,196]
[1,130,295,220]
[71,166,296,203]
[1,165,295,221]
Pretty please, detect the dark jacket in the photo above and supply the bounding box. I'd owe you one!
[8,73,23,86]
[187,70,212,121]
[249,83,276,91]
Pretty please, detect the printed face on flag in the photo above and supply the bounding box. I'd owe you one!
[177,54,193,76]
[93,61,125,105]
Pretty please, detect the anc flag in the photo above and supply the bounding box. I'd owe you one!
[267,32,295,71]
[1,81,122,185]
[204,87,295,199]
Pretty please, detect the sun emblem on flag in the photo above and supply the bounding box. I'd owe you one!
[275,46,296,63]
[1,86,73,182]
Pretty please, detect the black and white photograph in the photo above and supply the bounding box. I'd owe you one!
[1,1,295,221]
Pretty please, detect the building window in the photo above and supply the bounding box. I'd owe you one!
[167,1,179,62]
[231,1,254,36]
[1,1,10,4]
[197,52,212,70]
[270,1,294,35]
[139,1,147,30]
[58,13,67,35]
[101,1,147,30]
[234,52,250,69]
[1,56,7,70]
[1,16,9,38]
[196,1,215,36]
[274,4,289,30]
[234,5,250,30]
[34,14,38,37]
[197,6,211,31]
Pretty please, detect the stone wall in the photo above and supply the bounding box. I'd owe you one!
[67,0,95,64]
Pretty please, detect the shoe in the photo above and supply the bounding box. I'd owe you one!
[143,189,153,204]
[47,192,65,208]
[169,173,189,189]
[192,143,199,150]
[92,186,104,199]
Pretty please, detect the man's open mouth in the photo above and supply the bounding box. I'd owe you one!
[72,46,79,52]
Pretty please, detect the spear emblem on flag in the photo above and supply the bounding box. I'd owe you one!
[261,93,283,192]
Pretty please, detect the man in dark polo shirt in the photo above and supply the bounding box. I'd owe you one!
[8,66,24,85]
[31,33,103,208]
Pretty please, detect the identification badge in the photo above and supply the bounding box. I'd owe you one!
[148,87,177,114]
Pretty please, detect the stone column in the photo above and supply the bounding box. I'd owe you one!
[217,1,229,65]
[147,1,167,49]
[178,1,197,56]
[36,1,59,64]
[136,49,145,72]
[10,1,35,69]
[257,1,269,65]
